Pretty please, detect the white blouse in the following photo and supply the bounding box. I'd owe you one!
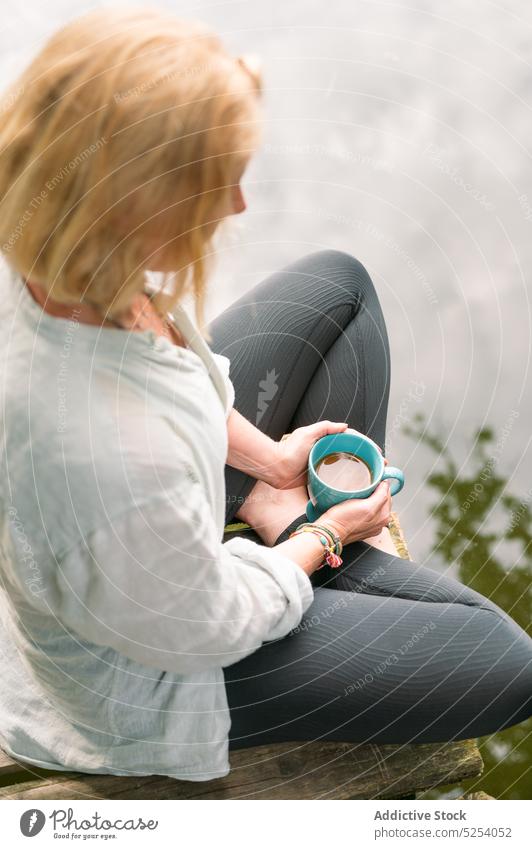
[0,262,314,780]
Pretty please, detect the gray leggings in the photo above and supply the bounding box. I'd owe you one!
[208,249,532,748]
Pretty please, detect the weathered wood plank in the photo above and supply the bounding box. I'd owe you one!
[389,511,411,560]
[0,750,65,789]
[0,739,483,800]
[0,748,19,778]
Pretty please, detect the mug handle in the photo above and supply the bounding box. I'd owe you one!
[381,467,404,496]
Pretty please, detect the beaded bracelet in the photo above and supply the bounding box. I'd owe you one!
[294,525,337,555]
[294,522,343,557]
[288,525,343,569]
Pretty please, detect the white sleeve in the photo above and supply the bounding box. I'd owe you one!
[211,351,235,416]
[49,476,314,674]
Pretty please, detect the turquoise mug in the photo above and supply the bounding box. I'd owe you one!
[306,430,405,522]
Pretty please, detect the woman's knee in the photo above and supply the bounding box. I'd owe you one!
[299,249,377,304]
[434,606,532,740]
[478,609,532,725]
[342,601,532,743]
[288,248,377,305]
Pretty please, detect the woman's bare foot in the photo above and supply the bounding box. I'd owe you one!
[236,479,399,554]
[362,525,398,555]
[235,478,308,548]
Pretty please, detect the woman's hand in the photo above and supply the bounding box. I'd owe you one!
[272,422,384,489]
[225,408,383,492]
[319,480,392,546]
[273,421,352,489]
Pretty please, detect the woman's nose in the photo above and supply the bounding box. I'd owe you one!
[231,184,247,215]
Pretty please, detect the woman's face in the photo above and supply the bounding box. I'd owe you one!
[222,156,250,217]
[147,157,250,270]
[229,181,247,215]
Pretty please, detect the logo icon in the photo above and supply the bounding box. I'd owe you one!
[20,809,45,837]
[256,368,279,425]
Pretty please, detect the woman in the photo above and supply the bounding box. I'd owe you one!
[0,6,530,783]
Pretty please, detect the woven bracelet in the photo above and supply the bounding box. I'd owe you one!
[295,521,343,556]
[289,526,343,569]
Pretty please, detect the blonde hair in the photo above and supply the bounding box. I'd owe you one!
[0,5,263,341]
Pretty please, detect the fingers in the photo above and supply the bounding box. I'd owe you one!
[309,423,386,460]
[370,480,391,503]
[323,481,391,545]
[343,426,364,438]
[368,481,392,526]
[312,420,349,437]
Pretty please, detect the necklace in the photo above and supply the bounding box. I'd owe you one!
[107,291,156,329]
[108,291,182,345]
[23,277,185,347]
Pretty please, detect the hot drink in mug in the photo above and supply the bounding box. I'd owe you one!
[314,451,373,491]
